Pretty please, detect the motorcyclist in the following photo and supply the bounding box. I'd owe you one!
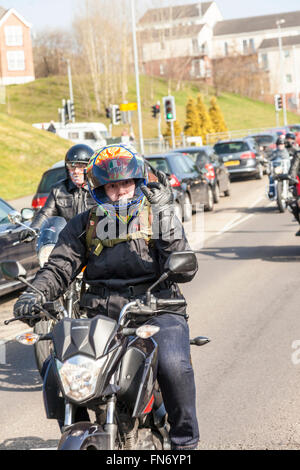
[270,136,290,161]
[287,135,300,235]
[20,144,95,242]
[285,132,298,158]
[13,144,200,450]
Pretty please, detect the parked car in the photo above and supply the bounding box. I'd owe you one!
[32,160,67,210]
[213,138,265,180]
[286,124,300,146]
[173,146,231,202]
[0,198,38,296]
[146,152,214,218]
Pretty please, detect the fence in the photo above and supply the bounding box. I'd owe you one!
[205,126,285,145]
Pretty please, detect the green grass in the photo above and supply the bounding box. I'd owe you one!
[1,75,299,199]
[0,111,71,200]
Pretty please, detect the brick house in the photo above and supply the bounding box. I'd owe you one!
[0,6,35,85]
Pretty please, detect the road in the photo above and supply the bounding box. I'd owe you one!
[1,176,300,449]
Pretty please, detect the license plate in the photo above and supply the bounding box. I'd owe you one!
[225,160,240,167]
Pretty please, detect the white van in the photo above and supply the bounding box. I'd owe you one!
[33,122,108,150]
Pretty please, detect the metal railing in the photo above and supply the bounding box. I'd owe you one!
[205,126,284,145]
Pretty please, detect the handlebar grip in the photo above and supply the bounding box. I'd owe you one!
[157,299,187,308]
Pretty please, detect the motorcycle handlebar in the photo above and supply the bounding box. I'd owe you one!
[156,299,187,308]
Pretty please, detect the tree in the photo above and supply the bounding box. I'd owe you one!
[184,98,201,137]
[196,93,214,145]
[209,96,228,134]
[163,120,182,146]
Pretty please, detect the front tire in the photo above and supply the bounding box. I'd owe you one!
[204,186,214,212]
[34,319,54,376]
[277,181,287,213]
[213,183,220,203]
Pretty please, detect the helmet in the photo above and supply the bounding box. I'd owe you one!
[65,144,94,166]
[86,144,148,223]
[276,136,285,146]
[285,132,296,141]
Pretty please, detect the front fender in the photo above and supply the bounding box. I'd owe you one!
[57,422,111,450]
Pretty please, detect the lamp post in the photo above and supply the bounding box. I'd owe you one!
[130,0,144,155]
[276,19,288,126]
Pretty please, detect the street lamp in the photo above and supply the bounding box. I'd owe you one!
[130,0,144,155]
[276,19,288,126]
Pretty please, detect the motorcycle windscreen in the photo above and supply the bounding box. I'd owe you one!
[37,216,67,252]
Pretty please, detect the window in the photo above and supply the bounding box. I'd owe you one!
[284,50,291,58]
[84,132,96,140]
[0,199,13,225]
[286,74,293,83]
[192,38,199,54]
[243,39,248,54]
[159,64,164,75]
[68,132,79,139]
[7,51,25,71]
[249,39,255,52]
[260,53,269,70]
[5,26,23,46]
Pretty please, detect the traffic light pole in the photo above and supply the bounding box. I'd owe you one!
[130,0,144,155]
[170,121,175,149]
[67,59,75,123]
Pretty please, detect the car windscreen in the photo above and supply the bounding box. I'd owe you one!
[168,154,197,175]
[214,142,249,154]
[146,158,171,174]
[252,135,275,145]
[37,167,67,194]
[0,199,13,225]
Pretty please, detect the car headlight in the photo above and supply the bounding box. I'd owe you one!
[274,166,283,175]
[38,244,55,267]
[56,355,107,402]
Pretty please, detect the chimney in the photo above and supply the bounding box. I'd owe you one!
[197,2,203,17]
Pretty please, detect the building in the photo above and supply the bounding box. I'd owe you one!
[137,2,223,81]
[0,6,35,85]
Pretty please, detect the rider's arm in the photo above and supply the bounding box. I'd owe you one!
[31,187,59,230]
[28,211,89,301]
[289,152,300,179]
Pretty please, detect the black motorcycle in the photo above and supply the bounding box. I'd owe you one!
[1,252,209,451]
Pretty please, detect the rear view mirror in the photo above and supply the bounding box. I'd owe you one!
[21,208,35,221]
[165,251,197,274]
[0,261,27,281]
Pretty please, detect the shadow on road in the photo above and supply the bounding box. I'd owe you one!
[196,245,300,263]
[0,436,58,450]
[0,341,42,392]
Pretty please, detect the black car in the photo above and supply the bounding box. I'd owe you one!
[0,198,38,296]
[173,146,231,202]
[214,138,264,180]
[32,160,67,210]
[146,152,214,219]
[248,133,277,158]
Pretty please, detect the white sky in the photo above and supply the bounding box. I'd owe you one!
[1,0,300,32]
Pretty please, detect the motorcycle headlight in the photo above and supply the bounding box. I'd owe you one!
[38,244,55,267]
[274,166,283,175]
[56,355,107,402]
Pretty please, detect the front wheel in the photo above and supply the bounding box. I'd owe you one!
[204,186,214,212]
[277,181,287,213]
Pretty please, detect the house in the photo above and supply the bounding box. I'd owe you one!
[137,2,223,81]
[0,6,35,85]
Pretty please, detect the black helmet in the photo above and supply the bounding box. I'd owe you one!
[285,132,296,141]
[65,144,94,166]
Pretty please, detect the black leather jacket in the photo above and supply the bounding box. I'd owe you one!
[32,178,95,229]
[289,151,300,179]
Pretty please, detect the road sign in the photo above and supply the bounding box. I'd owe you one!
[120,102,138,112]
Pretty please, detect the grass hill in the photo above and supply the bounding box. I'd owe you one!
[0,74,299,200]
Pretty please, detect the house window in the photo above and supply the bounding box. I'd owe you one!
[5,26,23,46]
[192,38,199,54]
[7,51,25,71]
[160,64,164,75]
[286,74,293,83]
[260,53,269,70]
[243,39,248,54]
[249,38,255,52]
[284,50,291,58]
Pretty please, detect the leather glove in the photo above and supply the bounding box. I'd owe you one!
[13,291,43,327]
[141,170,174,211]
[19,228,38,243]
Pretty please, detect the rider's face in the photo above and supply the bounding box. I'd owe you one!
[104,179,136,202]
[67,163,87,187]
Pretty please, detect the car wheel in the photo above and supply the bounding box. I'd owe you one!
[174,201,183,222]
[213,183,220,203]
[256,164,264,180]
[183,194,192,222]
[204,186,214,212]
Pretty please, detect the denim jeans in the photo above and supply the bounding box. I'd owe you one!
[147,314,199,449]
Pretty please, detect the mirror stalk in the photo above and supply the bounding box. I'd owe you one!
[146,272,169,306]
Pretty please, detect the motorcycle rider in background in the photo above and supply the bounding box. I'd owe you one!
[19,144,95,242]
[285,132,298,159]
[13,144,200,450]
[287,135,300,235]
[270,136,290,161]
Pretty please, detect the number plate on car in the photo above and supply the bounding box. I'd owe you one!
[225,160,240,166]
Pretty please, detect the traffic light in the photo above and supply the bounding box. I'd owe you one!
[111,105,121,125]
[106,107,111,119]
[67,100,75,122]
[163,96,176,122]
[275,94,283,111]
[151,104,160,118]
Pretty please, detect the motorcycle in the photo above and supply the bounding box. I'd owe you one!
[267,156,293,212]
[1,251,210,451]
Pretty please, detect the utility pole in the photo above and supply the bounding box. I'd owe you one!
[276,19,288,126]
[67,59,75,123]
[130,0,144,154]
